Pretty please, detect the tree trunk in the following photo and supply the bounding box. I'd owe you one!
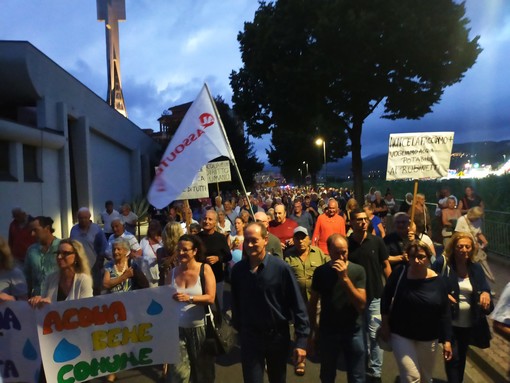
[350,119,364,206]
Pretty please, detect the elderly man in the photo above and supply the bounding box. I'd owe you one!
[231,222,309,383]
[289,200,314,237]
[348,209,391,383]
[70,207,108,295]
[101,200,120,239]
[312,198,346,254]
[8,207,36,265]
[254,211,283,259]
[308,233,367,383]
[198,209,231,310]
[268,203,298,251]
[120,203,138,235]
[285,226,329,304]
[105,218,142,260]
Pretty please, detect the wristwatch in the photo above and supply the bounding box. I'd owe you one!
[188,296,194,304]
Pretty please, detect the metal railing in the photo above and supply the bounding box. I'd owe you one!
[396,200,510,259]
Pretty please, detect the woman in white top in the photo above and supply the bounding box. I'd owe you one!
[167,234,216,383]
[138,220,163,287]
[29,239,93,305]
[217,210,231,237]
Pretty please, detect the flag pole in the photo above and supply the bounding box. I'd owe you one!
[203,83,255,218]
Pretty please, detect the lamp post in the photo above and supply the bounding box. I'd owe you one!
[302,161,309,175]
[298,168,302,184]
[315,138,327,181]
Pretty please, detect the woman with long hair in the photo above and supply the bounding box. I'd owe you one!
[434,231,493,383]
[0,235,28,301]
[166,234,216,383]
[381,240,452,382]
[157,221,184,285]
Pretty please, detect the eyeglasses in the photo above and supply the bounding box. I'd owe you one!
[57,250,75,258]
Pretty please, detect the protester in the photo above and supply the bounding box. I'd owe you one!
[231,222,309,382]
[157,221,183,285]
[269,203,298,251]
[363,203,385,238]
[0,235,28,301]
[138,220,163,287]
[308,233,366,383]
[312,198,346,254]
[120,203,138,235]
[380,240,452,383]
[24,216,60,297]
[254,211,283,259]
[409,193,431,237]
[433,231,493,383]
[101,200,120,239]
[217,210,231,236]
[289,200,314,237]
[105,218,142,260]
[166,234,216,383]
[8,207,35,265]
[457,185,485,215]
[229,217,246,266]
[441,196,462,247]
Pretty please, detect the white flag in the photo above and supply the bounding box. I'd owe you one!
[148,84,234,208]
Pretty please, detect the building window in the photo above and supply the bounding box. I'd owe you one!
[0,140,13,180]
[23,144,41,182]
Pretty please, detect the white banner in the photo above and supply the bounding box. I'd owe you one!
[386,132,455,180]
[35,286,179,383]
[148,84,234,209]
[206,161,232,183]
[0,302,41,383]
[176,166,209,200]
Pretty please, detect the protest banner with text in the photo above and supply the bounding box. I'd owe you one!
[386,132,455,180]
[35,286,179,383]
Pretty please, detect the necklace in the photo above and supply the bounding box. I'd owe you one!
[114,262,127,275]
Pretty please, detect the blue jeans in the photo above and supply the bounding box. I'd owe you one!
[239,325,290,383]
[364,298,383,378]
[319,327,366,383]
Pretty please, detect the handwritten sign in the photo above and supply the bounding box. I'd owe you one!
[206,161,231,183]
[0,301,41,383]
[386,132,454,180]
[177,166,209,200]
[35,286,179,383]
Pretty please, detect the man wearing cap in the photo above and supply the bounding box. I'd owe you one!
[269,203,298,251]
[254,211,283,259]
[285,226,329,304]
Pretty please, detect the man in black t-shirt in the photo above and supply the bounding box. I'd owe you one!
[309,233,366,383]
[198,209,231,311]
[348,209,391,383]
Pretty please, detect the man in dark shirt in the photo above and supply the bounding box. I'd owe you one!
[309,233,366,383]
[198,209,231,311]
[348,209,391,383]
[231,222,310,383]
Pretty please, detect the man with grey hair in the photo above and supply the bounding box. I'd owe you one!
[105,218,142,260]
[254,211,283,258]
[70,207,108,295]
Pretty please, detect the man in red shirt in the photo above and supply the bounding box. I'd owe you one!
[268,204,298,251]
[8,207,36,265]
[312,198,346,254]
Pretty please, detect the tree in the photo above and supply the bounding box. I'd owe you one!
[214,96,264,189]
[230,0,481,201]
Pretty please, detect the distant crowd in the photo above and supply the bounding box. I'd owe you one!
[2,184,509,383]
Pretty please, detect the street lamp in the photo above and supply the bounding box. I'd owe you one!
[302,161,309,175]
[298,168,302,184]
[315,138,327,181]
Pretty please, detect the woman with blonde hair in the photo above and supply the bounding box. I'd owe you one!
[28,238,92,304]
[157,221,184,285]
[0,235,28,301]
[433,231,493,383]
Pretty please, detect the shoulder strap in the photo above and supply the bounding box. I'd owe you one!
[199,263,205,294]
[389,266,406,313]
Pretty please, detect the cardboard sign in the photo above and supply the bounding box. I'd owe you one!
[35,286,179,383]
[0,302,41,383]
[206,161,232,183]
[386,132,454,180]
[176,166,209,200]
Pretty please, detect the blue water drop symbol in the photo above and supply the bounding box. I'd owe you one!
[53,338,81,363]
[147,299,163,315]
[22,339,38,360]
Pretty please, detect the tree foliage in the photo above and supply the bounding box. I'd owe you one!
[230,0,481,200]
[214,96,264,189]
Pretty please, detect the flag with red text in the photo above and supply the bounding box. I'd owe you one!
[147,84,234,209]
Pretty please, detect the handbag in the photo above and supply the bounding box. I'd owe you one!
[376,266,406,352]
[199,264,236,356]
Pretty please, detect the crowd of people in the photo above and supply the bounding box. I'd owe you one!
[1,183,508,383]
